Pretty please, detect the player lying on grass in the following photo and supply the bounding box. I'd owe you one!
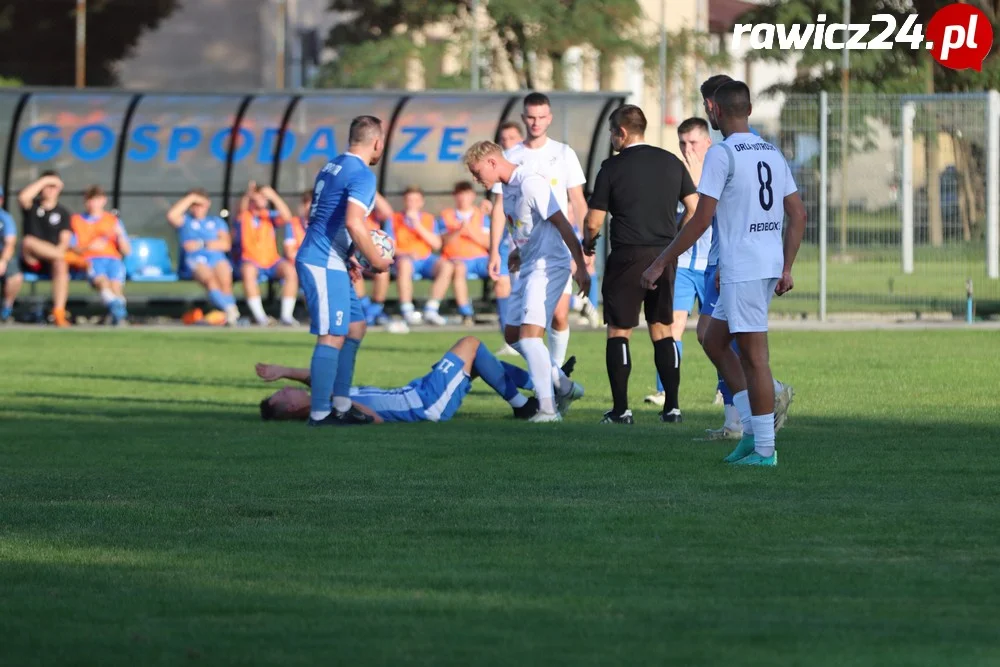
[258,335,577,424]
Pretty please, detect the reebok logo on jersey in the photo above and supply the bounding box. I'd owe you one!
[749,221,781,232]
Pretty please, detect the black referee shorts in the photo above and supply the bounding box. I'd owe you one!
[602,245,675,329]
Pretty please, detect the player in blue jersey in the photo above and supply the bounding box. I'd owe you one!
[0,187,24,322]
[255,336,580,423]
[167,189,242,326]
[295,115,393,427]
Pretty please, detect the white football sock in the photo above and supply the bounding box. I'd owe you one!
[424,299,440,313]
[280,297,296,322]
[247,296,268,323]
[773,377,783,394]
[547,326,570,366]
[733,390,754,435]
[517,337,556,414]
[551,363,572,397]
[509,393,527,408]
[400,302,414,315]
[99,288,116,306]
[751,414,776,456]
[724,404,742,429]
[333,396,352,413]
[225,304,240,325]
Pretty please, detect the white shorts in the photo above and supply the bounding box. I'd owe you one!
[711,278,778,333]
[507,264,571,328]
[562,274,573,296]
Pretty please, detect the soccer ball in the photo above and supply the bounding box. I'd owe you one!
[354,229,395,270]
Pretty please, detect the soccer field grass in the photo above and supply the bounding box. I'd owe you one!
[2,328,999,666]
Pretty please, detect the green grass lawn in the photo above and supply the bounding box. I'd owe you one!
[2,328,999,666]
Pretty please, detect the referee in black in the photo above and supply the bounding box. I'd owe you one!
[583,104,698,425]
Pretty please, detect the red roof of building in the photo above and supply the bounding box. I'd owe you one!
[709,0,756,34]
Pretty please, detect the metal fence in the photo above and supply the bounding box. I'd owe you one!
[753,92,1000,317]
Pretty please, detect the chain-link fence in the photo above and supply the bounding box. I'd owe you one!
[753,92,1000,318]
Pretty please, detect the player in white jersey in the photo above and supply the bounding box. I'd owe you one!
[467,141,588,422]
[640,81,806,466]
[488,92,590,366]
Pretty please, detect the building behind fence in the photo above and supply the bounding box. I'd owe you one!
[1,88,997,317]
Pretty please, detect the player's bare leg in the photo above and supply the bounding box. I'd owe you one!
[733,332,777,463]
[242,262,270,325]
[423,259,453,325]
[451,260,473,324]
[276,260,299,325]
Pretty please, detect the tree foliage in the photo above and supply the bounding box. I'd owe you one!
[744,0,1000,93]
[0,0,179,86]
[321,0,719,90]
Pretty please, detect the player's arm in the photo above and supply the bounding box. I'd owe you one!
[463,216,491,250]
[372,192,394,223]
[56,228,72,252]
[777,191,807,296]
[351,400,384,424]
[261,186,293,222]
[0,221,17,274]
[206,229,232,252]
[116,219,132,257]
[568,184,589,231]
[640,196,717,290]
[529,179,588,292]
[18,174,62,210]
[411,218,443,251]
[256,362,311,386]
[583,160,610,255]
[166,194,200,228]
[346,174,392,272]
[678,193,699,229]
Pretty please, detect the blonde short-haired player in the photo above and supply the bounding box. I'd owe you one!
[465,140,588,422]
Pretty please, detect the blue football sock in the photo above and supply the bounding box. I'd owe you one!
[309,343,340,418]
[676,340,684,360]
[501,361,532,390]
[333,337,361,409]
[496,297,508,332]
[656,373,663,392]
[730,339,741,356]
[366,301,384,324]
[474,343,520,402]
[458,303,474,317]
[110,299,128,320]
[208,289,229,311]
[718,373,735,406]
[1,305,12,319]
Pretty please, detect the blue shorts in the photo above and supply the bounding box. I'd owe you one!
[458,256,489,279]
[673,267,707,313]
[297,261,365,336]
[88,257,126,283]
[350,352,472,423]
[702,265,721,317]
[397,254,439,280]
[244,259,283,280]
[183,250,230,278]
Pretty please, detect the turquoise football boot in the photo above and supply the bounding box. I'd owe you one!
[722,434,755,463]
[730,451,778,467]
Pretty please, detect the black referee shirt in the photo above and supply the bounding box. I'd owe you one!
[588,143,696,249]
